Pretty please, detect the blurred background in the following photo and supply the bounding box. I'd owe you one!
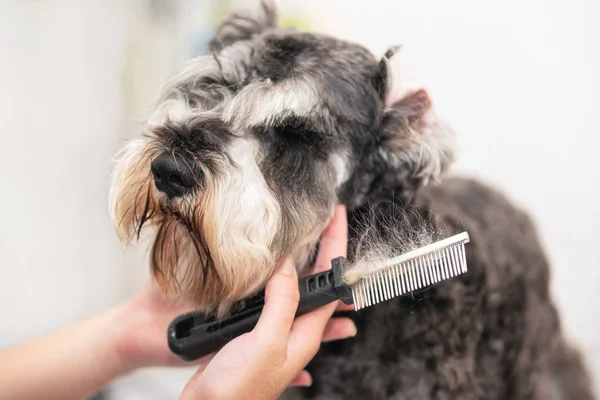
[1,0,598,398]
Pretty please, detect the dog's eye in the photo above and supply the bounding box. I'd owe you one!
[273,117,328,146]
[253,116,332,159]
[275,124,318,143]
[270,124,331,159]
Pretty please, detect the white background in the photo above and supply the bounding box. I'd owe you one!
[1,1,598,398]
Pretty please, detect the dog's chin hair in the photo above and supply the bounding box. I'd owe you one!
[148,211,241,318]
[344,202,446,285]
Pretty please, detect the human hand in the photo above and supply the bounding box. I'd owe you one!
[112,204,354,380]
[112,279,207,371]
[179,204,355,399]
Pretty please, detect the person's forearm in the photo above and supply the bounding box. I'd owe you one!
[0,305,130,400]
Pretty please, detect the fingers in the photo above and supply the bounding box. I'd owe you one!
[336,302,355,312]
[178,361,213,400]
[312,204,348,274]
[285,318,357,379]
[288,370,312,387]
[321,317,357,342]
[285,205,350,369]
[254,257,299,343]
[260,204,347,325]
[308,205,354,312]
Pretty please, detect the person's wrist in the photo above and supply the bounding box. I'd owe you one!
[107,299,142,376]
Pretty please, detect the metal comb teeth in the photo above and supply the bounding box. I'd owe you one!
[350,232,470,311]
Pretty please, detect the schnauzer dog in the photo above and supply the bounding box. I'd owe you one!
[109,1,595,398]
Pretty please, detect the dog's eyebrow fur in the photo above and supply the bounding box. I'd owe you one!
[222,76,324,130]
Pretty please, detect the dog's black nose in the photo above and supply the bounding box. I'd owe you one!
[151,152,197,198]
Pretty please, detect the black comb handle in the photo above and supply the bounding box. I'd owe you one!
[167,257,353,361]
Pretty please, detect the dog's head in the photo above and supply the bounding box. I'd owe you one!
[109,0,455,316]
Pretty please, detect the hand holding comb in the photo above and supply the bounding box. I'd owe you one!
[167,231,470,361]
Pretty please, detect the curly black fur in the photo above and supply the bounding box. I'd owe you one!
[283,177,595,400]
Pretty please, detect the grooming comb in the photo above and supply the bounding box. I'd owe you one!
[167,231,470,361]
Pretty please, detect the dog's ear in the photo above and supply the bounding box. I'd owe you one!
[372,46,456,192]
[207,0,278,53]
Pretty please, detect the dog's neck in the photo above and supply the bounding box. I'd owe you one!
[337,152,422,212]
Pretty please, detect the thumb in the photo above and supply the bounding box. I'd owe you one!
[254,257,300,342]
[313,204,348,274]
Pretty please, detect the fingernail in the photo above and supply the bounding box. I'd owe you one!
[280,257,296,276]
[350,324,358,337]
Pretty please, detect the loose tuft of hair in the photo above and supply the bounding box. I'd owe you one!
[345,201,449,285]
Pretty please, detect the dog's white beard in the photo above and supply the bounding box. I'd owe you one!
[200,137,282,312]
